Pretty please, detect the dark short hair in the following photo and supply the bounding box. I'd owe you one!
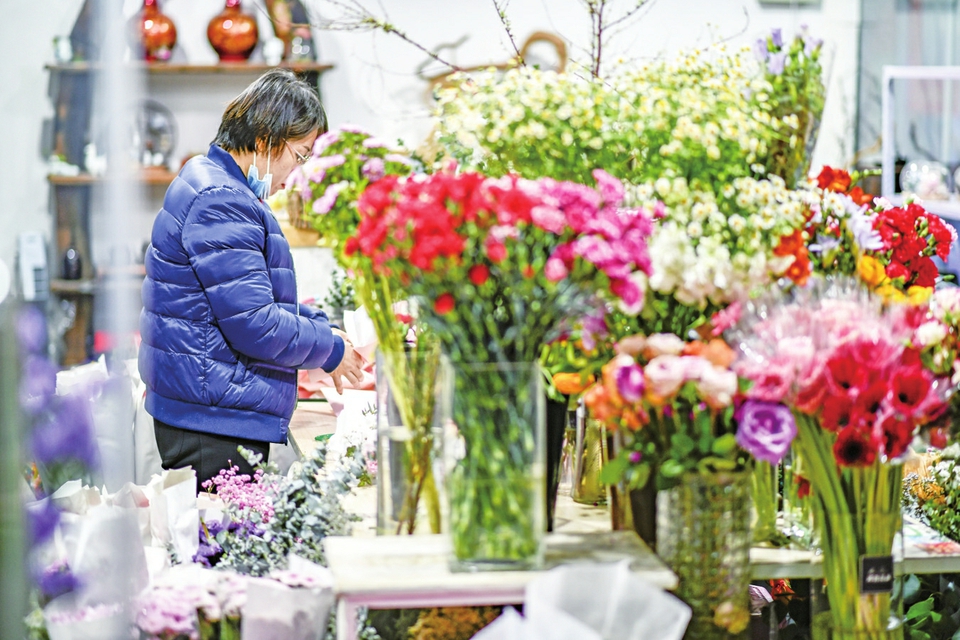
[213,69,327,154]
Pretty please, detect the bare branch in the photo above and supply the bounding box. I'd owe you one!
[492,0,524,65]
[308,0,464,71]
[605,0,653,30]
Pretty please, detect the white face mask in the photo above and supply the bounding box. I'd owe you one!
[247,150,273,200]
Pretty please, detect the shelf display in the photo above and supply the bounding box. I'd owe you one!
[128,0,177,62]
[207,0,259,62]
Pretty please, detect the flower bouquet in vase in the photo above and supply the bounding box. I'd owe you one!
[349,167,654,570]
[293,126,444,535]
[584,333,796,639]
[728,278,952,638]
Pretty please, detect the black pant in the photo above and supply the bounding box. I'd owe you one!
[153,419,270,494]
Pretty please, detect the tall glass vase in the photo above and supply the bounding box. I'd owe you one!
[657,471,753,640]
[375,347,443,535]
[442,360,545,571]
[794,414,905,640]
[751,460,780,545]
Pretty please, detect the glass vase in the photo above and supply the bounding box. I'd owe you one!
[442,360,545,571]
[657,471,753,640]
[808,499,904,639]
[375,347,444,536]
[751,460,780,545]
[572,417,607,506]
[781,446,816,550]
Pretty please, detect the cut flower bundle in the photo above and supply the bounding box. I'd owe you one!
[728,279,952,638]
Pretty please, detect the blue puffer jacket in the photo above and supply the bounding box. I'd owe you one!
[139,144,344,444]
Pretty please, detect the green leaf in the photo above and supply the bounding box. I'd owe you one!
[907,597,936,621]
[661,459,685,478]
[903,574,923,605]
[711,433,737,456]
[600,456,629,485]
[627,464,651,491]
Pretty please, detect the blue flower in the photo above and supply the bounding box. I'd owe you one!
[767,52,788,76]
[16,306,47,355]
[752,38,769,62]
[36,561,80,601]
[771,28,783,49]
[31,394,99,468]
[19,355,57,416]
[26,498,60,545]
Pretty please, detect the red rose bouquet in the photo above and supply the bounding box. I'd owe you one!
[728,278,952,638]
[350,167,654,568]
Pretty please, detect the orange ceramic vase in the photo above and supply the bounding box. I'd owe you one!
[130,0,177,62]
[208,0,259,62]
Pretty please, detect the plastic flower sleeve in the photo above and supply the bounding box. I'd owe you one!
[523,561,690,640]
[147,467,200,562]
[240,575,334,640]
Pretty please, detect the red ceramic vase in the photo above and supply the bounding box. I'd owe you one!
[130,0,177,62]
[208,0,259,62]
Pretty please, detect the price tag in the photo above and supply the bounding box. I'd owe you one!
[859,555,894,594]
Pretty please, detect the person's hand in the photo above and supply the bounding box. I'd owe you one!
[330,338,365,394]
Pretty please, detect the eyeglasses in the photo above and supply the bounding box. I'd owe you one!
[286,141,309,165]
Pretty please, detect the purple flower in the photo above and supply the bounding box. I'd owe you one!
[26,498,60,545]
[17,306,47,355]
[628,451,643,464]
[361,157,385,181]
[579,310,608,352]
[384,153,415,167]
[803,36,823,57]
[37,561,80,600]
[735,400,797,465]
[770,28,783,49]
[314,154,347,170]
[312,181,349,216]
[616,362,645,403]
[767,52,787,76]
[752,38,769,62]
[340,124,371,135]
[19,355,57,416]
[31,394,99,467]
[312,130,341,155]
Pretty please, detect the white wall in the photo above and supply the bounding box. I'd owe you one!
[0,0,86,292]
[0,0,862,293]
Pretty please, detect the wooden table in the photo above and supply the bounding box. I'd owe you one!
[323,530,677,640]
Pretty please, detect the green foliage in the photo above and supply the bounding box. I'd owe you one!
[215,445,362,576]
[323,269,356,311]
[902,573,960,640]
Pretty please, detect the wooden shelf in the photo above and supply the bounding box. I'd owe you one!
[50,279,96,295]
[47,169,177,186]
[45,61,334,75]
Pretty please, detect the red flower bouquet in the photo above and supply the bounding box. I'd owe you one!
[799,166,955,302]
[350,167,654,569]
[728,278,951,638]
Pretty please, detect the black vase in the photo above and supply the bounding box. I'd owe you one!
[544,394,568,531]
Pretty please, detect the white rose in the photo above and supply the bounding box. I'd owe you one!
[916,321,948,347]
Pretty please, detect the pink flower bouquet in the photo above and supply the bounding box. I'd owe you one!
[728,278,951,638]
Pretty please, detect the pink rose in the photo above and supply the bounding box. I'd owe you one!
[644,355,687,398]
[544,257,568,282]
[644,333,686,358]
[531,205,567,234]
[697,365,738,409]
[745,358,795,403]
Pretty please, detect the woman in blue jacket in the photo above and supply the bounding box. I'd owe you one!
[139,69,363,489]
